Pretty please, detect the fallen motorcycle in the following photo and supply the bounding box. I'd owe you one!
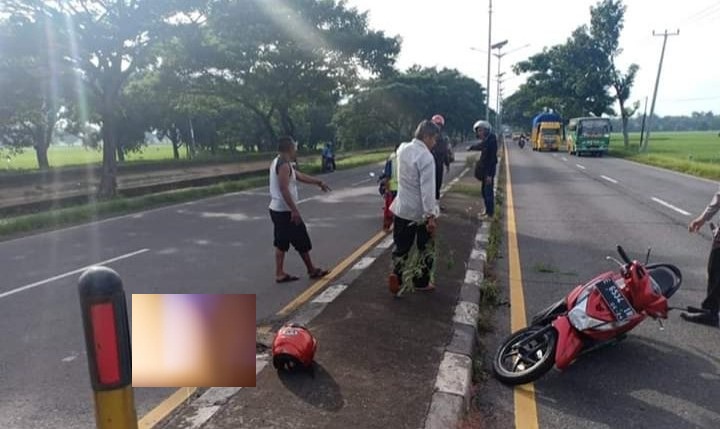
[493,245,682,385]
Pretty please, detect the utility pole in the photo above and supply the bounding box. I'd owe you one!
[642,29,679,152]
[639,96,648,147]
[485,0,492,122]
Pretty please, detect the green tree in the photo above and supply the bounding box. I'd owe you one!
[0,15,71,169]
[590,0,639,147]
[3,0,206,197]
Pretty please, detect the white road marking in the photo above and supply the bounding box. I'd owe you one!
[377,236,394,249]
[61,355,77,363]
[351,257,375,271]
[651,197,691,216]
[561,157,568,162]
[576,164,586,170]
[312,284,348,304]
[601,175,618,184]
[351,177,373,186]
[0,249,150,300]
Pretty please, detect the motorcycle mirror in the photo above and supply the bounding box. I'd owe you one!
[645,247,652,265]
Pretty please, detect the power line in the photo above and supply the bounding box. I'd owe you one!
[686,0,720,22]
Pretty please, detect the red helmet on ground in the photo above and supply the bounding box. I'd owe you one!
[431,114,445,127]
[272,322,318,371]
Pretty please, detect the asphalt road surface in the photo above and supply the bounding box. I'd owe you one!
[482,143,720,429]
[0,155,469,429]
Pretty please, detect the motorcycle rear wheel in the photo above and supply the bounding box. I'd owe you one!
[493,325,557,385]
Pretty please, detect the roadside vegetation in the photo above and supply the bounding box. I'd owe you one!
[610,131,720,180]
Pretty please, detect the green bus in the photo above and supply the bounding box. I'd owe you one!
[566,117,612,157]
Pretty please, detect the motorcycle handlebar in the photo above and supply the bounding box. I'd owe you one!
[617,245,631,265]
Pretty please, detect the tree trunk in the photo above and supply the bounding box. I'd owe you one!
[98,113,118,199]
[34,104,57,170]
[171,132,180,160]
[617,98,630,148]
[35,144,50,170]
[116,144,125,162]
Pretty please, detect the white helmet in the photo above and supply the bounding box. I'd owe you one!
[473,120,492,132]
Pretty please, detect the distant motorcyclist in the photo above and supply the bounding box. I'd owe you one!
[322,143,336,172]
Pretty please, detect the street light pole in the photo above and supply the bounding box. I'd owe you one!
[485,0,492,122]
[642,29,679,152]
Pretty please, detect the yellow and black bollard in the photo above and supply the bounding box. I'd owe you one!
[78,266,138,429]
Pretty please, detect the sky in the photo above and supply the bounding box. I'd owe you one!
[345,0,720,117]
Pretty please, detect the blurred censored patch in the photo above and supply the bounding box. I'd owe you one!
[132,294,256,387]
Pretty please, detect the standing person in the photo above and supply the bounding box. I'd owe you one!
[431,114,451,204]
[473,120,498,219]
[388,120,441,294]
[381,143,401,231]
[269,136,331,283]
[683,191,720,327]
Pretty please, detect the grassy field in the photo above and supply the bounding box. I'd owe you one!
[0,144,392,172]
[609,131,720,180]
[0,145,178,170]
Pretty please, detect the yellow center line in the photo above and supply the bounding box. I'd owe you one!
[504,144,540,429]
[276,229,388,317]
[138,387,197,429]
[138,229,389,427]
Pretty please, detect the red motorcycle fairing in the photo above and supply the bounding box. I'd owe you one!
[552,316,584,370]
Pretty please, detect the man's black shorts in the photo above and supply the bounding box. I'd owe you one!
[269,209,312,253]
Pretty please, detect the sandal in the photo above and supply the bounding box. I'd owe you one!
[309,268,330,279]
[276,274,300,284]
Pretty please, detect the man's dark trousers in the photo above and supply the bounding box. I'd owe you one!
[703,238,720,313]
[392,216,434,288]
[482,176,495,216]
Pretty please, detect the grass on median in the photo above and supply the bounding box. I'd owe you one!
[0,149,391,239]
[610,131,720,181]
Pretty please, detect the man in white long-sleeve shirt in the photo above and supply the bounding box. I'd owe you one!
[388,120,441,294]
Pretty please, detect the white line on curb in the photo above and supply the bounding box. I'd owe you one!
[601,175,618,184]
[0,249,150,300]
[453,301,480,326]
[434,352,472,397]
[651,197,691,216]
[576,164,586,170]
[464,270,483,286]
[377,236,394,249]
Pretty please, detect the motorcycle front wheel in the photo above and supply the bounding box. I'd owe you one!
[493,325,557,385]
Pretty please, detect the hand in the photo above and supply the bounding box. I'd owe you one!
[319,181,331,192]
[291,210,302,225]
[426,216,438,235]
[689,217,705,233]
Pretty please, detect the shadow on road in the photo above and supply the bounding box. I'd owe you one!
[536,335,720,428]
[277,362,344,412]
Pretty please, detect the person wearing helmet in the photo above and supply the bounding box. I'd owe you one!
[431,114,451,205]
[473,120,498,219]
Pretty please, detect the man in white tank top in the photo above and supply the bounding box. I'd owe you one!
[269,136,331,283]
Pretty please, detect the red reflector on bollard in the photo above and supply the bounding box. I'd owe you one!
[90,302,121,385]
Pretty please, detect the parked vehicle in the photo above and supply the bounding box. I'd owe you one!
[493,245,682,385]
[531,112,563,152]
[566,117,612,157]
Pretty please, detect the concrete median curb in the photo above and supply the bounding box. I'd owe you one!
[423,159,501,429]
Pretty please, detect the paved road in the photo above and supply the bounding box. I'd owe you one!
[482,144,720,428]
[0,153,469,428]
